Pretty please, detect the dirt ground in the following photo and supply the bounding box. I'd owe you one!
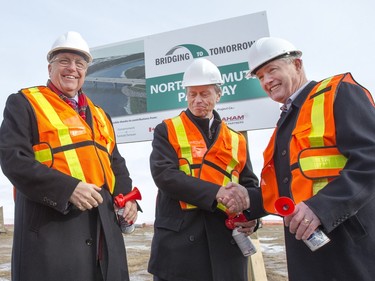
[0,223,287,281]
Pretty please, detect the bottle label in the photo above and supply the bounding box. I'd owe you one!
[232,228,257,257]
[304,228,330,251]
[117,208,135,234]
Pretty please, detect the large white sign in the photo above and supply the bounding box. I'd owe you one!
[83,11,280,143]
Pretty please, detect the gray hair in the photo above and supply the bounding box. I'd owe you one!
[280,53,301,64]
[279,54,304,72]
[213,84,222,95]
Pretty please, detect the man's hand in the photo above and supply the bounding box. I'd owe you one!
[216,182,250,213]
[116,200,138,224]
[284,201,321,240]
[69,182,103,211]
[235,219,257,236]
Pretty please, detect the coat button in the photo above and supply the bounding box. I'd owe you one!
[189,235,195,242]
[86,239,93,246]
[281,150,287,156]
[283,177,289,184]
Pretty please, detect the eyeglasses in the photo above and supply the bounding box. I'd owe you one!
[50,57,88,70]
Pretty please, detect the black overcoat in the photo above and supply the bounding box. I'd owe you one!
[148,110,261,281]
[0,92,132,281]
[249,77,375,280]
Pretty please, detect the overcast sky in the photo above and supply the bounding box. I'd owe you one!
[0,0,374,223]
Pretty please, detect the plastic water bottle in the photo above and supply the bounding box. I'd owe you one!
[117,208,135,234]
[232,227,257,256]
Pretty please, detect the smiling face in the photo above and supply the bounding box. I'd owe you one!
[186,84,221,119]
[48,52,87,98]
[255,57,307,104]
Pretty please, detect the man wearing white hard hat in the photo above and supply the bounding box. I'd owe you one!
[148,58,260,281]
[246,37,375,280]
[0,31,139,281]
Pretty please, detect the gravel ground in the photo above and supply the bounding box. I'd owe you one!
[0,222,287,281]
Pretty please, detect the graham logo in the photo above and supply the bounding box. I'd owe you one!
[155,44,209,65]
[222,115,245,122]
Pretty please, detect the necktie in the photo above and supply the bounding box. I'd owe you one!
[67,98,79,113]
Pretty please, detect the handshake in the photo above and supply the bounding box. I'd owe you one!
[217,182,257,256]
[216,182,250,214]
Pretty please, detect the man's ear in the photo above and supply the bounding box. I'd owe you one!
[216,92,221,102]
[294,58,303,71]
[48,64,52,77]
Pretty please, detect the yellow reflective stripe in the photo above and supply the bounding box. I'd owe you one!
[231,174,239,184]
[184,203,197,209]
[91,104,116,192]
[180,164,191,175]
[300,155,347,171]
[222,131,239,185]
[92,106,115,193]
[171,117,195,177]
[34,148,52,162]
[29,88,86,182]
[172,116,198,209]
[313,179,328,195]
[93,106,113,151]
[307,78,332,194]
[217,202,227,213]
[219,131,240,215]
[309,77,332,147]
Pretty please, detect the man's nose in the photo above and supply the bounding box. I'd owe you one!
[195,95,203,102]
[263,73,273,84]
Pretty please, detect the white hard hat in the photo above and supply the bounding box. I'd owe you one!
[247,37,302,77]
[182,58,223,87]
[47,31,93,63]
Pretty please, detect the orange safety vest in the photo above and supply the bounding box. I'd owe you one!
[21,86,116,193]
[261,73,373,214]
[164,111,247,214]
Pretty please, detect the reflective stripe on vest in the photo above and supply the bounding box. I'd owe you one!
[87,99,116,193]
[227,133,240,184]
[33,143,53,165]
[260,73,365,214]
[298,147,348,179]
[93,106,114,152]
[166,112,246,213]
[300,76,347,194]
[171,116,197,178]
[29,87,86,181]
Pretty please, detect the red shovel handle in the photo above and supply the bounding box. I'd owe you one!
[225,213,248,230]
